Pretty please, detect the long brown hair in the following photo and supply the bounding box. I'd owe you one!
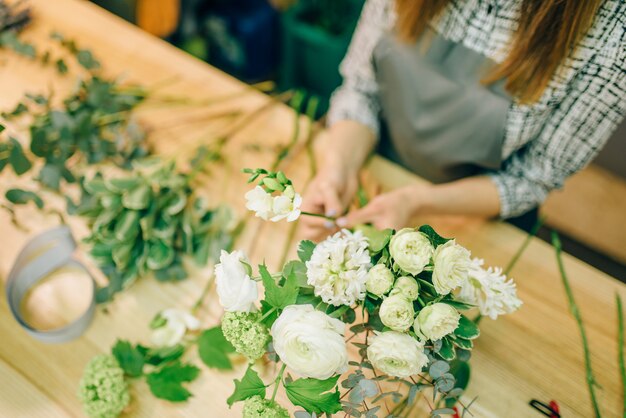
[395,0,603,103]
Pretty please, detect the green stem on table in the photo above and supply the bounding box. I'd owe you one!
[504,215,545,275]
[300,211,336,221]
[552,231,602,418]
[191,271,215,315]
[271,364,287,402]
[617,293,626,417]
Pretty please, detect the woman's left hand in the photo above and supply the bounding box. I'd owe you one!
[335,184,430,230]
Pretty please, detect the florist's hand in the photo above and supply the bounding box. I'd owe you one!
[299,168,359,241]
[336,185,427,230]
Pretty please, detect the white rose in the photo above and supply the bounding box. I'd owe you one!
[214,250,258,312]
[270,192,302,222]
[432,240,471,295]
[366,264,395,296]
[271,305,348,379]
[367,331,428,378]
[379,294,415,332]
[414,303,460,341]
[245,186,274,220]
[390,276,420,301]
[150,309,200,347]
[389,228,433,275]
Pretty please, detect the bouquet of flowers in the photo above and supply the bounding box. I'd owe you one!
[213,169,522,417]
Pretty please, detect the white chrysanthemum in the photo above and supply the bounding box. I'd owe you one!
[458,258,522,320]
[305,229,371,306]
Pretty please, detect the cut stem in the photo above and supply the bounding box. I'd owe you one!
[617,293,625,417]
[191,271,214,315]
[504,215,545,275]
[552,231,602,418]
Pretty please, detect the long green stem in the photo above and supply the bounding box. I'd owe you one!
[552,231,602,418]
[258,307,277,323]
[271,364,287,402]
[301,211,336,221]
[617,293,625,417]
[504,215,545,275]
[191,271,215,315]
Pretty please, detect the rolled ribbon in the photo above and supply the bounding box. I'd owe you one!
[5,226,96,343]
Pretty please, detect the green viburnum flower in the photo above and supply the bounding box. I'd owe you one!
[221,311,270,361]
[242,396,289,418]
[78,354,130,418]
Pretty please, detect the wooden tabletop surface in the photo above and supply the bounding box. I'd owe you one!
[0,1,624,417]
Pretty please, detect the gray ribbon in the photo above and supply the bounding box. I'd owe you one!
[6,226,96,343]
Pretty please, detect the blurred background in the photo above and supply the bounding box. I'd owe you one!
[91,0,626,282]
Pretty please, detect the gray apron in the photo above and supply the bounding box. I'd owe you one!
[373,30,511,183]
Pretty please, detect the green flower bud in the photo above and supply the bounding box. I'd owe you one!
[262,177,285,192]
[243,396,290,418]
[276,171,289,185]
[78,354,130,418]
[222,311,271,362]
[390,276,420,301]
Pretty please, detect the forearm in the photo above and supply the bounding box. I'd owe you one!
[315,120,377,172]
[411,176,501,218]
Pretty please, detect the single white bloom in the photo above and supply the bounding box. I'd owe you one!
[389,229,433,275]
[432,240,471,295]
[390,276,420,301]
[306,229,371,306]
[214,250,258,312]
[367,331,428,378]
[379,294,415,332]
[150,309,200,347]
[414,303,460,341]
[245,186,274,220]
[271,305,348,379]
[458,258,522,320]
[270,193,302,222]
[365,264,395,296]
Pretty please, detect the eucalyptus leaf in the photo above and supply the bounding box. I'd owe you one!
[5,188,44,208]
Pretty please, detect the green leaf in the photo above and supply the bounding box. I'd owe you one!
[122,183,152,210]
[437,337,456,361]
[76,49,101,70]
[5,188,44,209]
[146,361,200,402]
[139,344,185,366]
[284,375,342,414]
[197,327,235,370]
[55,58,68,74]
[356,225,392,253]
[112,340,145,377]
[445,360,471,408]
[454,315,480,340]
[260,264,298,309]
[8,137,31,175]
[226,366,267,407]
[146,239,175,270]
[39,164,63,190]
[282,260,309,288]
[297,240,316,263]
[0,123,5,133]
[452,336,473,350]
[418,225,451,248]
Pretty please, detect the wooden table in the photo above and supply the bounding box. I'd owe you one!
[0,1,624,417]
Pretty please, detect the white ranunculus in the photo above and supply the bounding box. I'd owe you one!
[214,250,258,312]
[271,305,348,379]
[150,309,201,347]
[458,258,522,320]
[379,294,415,332]
[270,192,302,222]
[414,303,460,341]
[390,276,420,301]
[306,229,371,306]
[245,186,274,220]
[365,264,395,296]
[389,228,433,275]
[367,331,428,378]
[432,240,471,295]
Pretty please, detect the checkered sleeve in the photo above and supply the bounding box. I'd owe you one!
[490,54,626,218]
[326,0,394,138]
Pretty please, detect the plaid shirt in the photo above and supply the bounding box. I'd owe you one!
[327,0,626,218]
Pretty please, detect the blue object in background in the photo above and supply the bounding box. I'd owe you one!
[204,0,279,82]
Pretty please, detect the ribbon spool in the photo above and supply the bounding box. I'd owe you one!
[6,226,96,343]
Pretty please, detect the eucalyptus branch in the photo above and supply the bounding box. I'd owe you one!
[552,231,602,418]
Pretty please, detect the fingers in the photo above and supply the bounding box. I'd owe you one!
[336,202,380,229]
[320,185,343,218]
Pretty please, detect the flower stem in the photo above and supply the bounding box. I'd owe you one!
[191,271,215,315]
[258,307,277,323]
[504,215,545,275]
[617,293,625,417]
[271,364,287,402]
[552,231,602,418]
[301,211,336,221]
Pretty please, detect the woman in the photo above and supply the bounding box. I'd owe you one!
[300,0,625,239]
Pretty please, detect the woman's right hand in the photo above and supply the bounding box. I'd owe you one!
[299,163,359,241]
